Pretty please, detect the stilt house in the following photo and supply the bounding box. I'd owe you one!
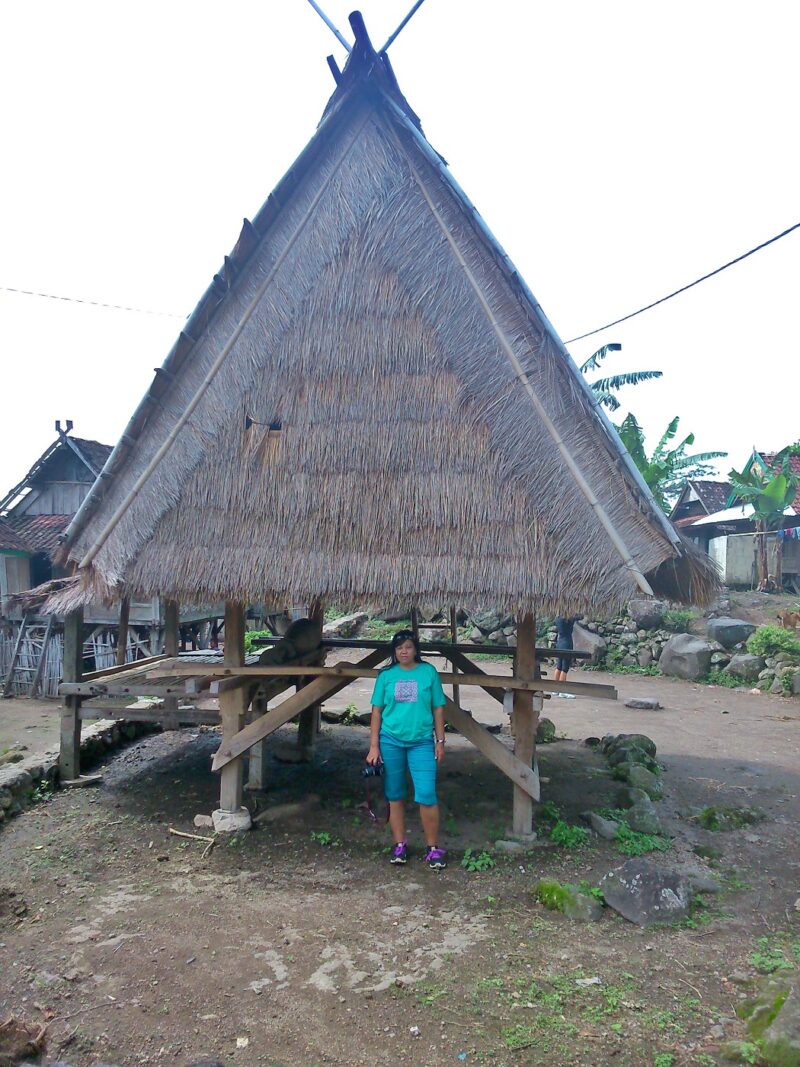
[43,15,717,829]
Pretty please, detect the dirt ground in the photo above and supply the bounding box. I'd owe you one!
[1,661,799,1067]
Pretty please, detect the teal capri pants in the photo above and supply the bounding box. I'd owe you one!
[379,731,438,806]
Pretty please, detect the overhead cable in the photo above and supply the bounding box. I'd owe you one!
[565,222,800,344]
[0,285,183,319]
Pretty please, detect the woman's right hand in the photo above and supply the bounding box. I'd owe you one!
[366,745,381,766]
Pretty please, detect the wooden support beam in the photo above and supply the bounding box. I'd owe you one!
[60,609,84,781]
[449,606,460,709]
[212,648,387,771]
[513,614,537,835]
[162,600,180,728]
[447,649,506,704]
[148,662,616,700]
[297,603,325,758]
[115,598,130,666]
[219,602,247,812]
[80,653,168,682]
[444,699,538,801]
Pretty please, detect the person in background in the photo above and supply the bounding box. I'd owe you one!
[554,615,578,683]
[367,629,447,869]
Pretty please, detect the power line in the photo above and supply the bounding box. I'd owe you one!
[0,285,183,319]
[564,221,800,345]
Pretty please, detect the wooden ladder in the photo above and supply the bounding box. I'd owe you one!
[2,614,55,698]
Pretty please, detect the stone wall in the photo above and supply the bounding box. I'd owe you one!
[0,719,156,827]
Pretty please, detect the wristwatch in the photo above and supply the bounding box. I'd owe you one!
[435,736,446,744]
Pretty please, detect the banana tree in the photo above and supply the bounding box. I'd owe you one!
[616,414,727,511]
[579,343,663,411]
[728,446,800,588]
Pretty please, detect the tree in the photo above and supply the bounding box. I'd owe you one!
[578,343,663,411]
[728,445,800,589]
[616,414,727,511]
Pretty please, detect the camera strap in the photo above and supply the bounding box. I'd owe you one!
[364,766,389,825]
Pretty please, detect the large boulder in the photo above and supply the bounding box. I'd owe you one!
[572,623,607,664]
[705,617,757,649]
[627,599,667,631]
[322,612,367,639]
[659,634,715,680]
[600,858,691,926]
[468,610,511,634]
[724,653,766,682]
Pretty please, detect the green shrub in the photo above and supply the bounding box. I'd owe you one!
[461,848,495,872]
[704,670,744,688]
[614,823,671,856]
[663,609,694,633]
[549,820,589,849]
[243,628,273,654]
[747,625,800,660]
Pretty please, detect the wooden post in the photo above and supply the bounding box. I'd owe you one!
[162,600,180,729]
[116,597,130,666]
[218,602,247,812]
[149,625,160,657]
[60,609,84,781]
[297,604,325,759]
[449,605,460,709]
[512,613,538,836]
[410,606,419,641]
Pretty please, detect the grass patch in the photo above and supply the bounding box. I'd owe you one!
[614,822,672,856]
[697,806,763,831]
[310,830,341,848]
[704,670,744,688]
[750,936,795,974]
[747,624,800,659]
[362,618,411,641]
[663,609,694,633]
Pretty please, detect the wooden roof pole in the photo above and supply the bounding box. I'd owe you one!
[77,116,371,571]
[400,147,655,597]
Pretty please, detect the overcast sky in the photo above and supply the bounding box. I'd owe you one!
[1,0,797,498]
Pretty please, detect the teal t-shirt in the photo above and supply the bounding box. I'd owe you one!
[370,661,447,743]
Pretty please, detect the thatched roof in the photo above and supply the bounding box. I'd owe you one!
[52,14,718,617]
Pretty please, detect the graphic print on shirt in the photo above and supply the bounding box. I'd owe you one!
[394,680,418,703]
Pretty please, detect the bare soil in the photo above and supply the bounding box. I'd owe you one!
[1,663,799,1066]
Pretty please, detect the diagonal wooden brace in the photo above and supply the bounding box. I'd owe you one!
[447,649,506,704]
[211,648,386,771]
[445,698,540,801]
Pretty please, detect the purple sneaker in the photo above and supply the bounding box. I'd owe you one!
[425,846,447,870]
[390,841,408,865]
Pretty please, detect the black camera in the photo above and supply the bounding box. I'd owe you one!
[361,762,384,778]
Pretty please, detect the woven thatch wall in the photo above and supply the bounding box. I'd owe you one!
[56,88,718,617]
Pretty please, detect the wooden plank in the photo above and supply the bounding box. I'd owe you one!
[212,648,387,771]
[115,597,130,666]
[79,706,220,724]
[449,606,460,709]
[81,654,168,682]
[148,662,616,700]
[513,614,537,835]
[444,698,539,801]
[219,602,246,812]
[61,679,191,697]
[162,600,180,728]
[60,609,84,781]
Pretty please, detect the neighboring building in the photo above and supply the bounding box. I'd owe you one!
[670,451,800,590]
[1,425,219,695]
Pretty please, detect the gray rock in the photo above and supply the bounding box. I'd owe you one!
[468,628,483,643]
[769,677,785,695]
[710,651,731,666]
[724,654,766,682]
[760,986,800,1066]
[622,799,662,835]
[705,617,757,649]
[494,839,524,853]
[628,599,667,630]
[684,870,721,894]
[602,733,657,757]
[572,623,607,664]
[793,672,800,696]
[587,812,621,840]
[535,718,556,744]
[624,697,662,710]
[600,858,691,926]
[626,764,663,800]
[619,632,637,644]
[659,633,715,680]
[621,655,637,666]
[562,891,603,922]
[637,648,654,668]
[322,612,367,639]
[469,611,505,634]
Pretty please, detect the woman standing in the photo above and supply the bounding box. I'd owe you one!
[554,615,578,683]
[366,630,448,869]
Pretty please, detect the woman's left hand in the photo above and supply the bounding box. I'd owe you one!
[434,740,445,763]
